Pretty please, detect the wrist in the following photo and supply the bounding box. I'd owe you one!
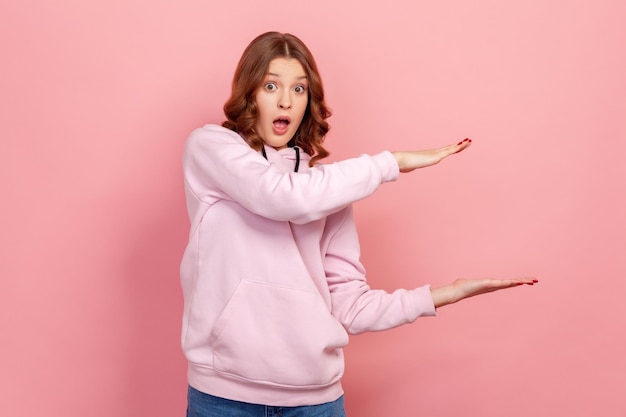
[430,284,458,308]
[391,151,408,172]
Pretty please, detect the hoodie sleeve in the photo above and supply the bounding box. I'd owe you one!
[183,125,399,224]
[323,206,436,334]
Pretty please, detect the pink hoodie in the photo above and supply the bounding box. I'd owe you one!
[180,125,436,406]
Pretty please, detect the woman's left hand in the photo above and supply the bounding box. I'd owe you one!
[430,277,539,308]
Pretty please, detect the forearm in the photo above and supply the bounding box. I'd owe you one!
[429,284,459,309]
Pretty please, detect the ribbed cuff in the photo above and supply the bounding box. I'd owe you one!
[372,151,400,183]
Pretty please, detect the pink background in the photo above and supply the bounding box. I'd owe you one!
[2,1,625,416]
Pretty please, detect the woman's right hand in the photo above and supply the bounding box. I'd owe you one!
[392,138,472,173]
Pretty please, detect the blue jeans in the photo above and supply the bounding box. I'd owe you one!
[187,386,347,417]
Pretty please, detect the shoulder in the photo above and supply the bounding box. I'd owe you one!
[187,124,244,145]
[184,125,250,159]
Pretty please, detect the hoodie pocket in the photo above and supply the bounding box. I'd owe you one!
[209,279,349,388]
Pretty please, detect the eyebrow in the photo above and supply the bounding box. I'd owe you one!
[267,72,308,80]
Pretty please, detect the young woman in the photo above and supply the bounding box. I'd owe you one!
[180,31,537,417]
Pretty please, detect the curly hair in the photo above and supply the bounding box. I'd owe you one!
[222,32,332,166]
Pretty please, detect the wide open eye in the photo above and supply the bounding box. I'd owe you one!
[293,84,307,94]
[264,82,278,92]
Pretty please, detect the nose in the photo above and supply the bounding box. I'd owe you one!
[278,91,292,109]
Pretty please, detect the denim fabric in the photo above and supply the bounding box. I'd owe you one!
[187,386,347,417]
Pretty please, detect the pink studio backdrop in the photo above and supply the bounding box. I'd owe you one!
[2,1,625,416]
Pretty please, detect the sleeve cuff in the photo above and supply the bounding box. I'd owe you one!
[410,285,437,319]
[372,151,400,183]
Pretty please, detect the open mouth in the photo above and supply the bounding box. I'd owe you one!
[273,117,291,134]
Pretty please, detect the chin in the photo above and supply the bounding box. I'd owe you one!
[266,140,290,150]
[269,136,293,149]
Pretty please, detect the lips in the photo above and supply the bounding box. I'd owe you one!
[272,116,291,135]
